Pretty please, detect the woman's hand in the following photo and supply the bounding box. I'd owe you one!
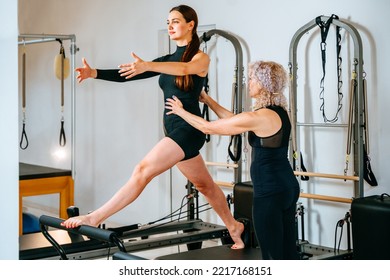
[75,58,97,83]
[199,89,209,103]
[165,95,185,116]
[118,52,147,79]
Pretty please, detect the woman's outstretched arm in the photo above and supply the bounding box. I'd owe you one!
[118,52,210,79]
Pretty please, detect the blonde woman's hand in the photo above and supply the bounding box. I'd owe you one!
[199,89,209,103]
[165,95,185,116]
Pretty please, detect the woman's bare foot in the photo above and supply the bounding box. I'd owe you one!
[60,214,98,229]
[229,221,245,249]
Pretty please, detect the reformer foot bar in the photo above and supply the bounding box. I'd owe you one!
[38,215,126,260]
[19,215,231,260]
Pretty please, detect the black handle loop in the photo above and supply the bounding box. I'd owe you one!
[292,152,309,181]
[20,122,29,150]
[59,119,66,147]
[380,193,390,201]
[300,153,309,181]
[228,134,242,162]
[363,144,378,186]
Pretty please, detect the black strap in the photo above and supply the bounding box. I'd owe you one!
[201,104,210,143]
[57,39,67,147]
[59,119,66,147]
[363,144,377,186]
[380,193,390,200]
[202,74,210,142]
[20,122,29,150]
[300,153,309,181]
[316,14,343,123]
[20,50,29,150]
[293,152,309,181]
[228,134,241,162]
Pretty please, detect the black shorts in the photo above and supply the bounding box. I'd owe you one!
[166,125,206,161]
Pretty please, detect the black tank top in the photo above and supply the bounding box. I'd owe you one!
[248,106,298,197]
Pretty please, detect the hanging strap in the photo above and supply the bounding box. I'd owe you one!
[201,36,211,143]
[202,74,210,143]
[59,118,66,147]
[344,71,356,177]
[20,123,29,150]
[292,152,309,181]
[58,40,66,147]
[228,78,242,162]
[380,193,390,201]
[20,47,29,150]
[316,14,343,123]
[345,69,377,186]
[299,153,309,181]
[363,144,377,186]
[361,74,377,186]
[228,134,241,162]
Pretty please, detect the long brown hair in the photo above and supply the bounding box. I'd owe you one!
[170,5,200,91]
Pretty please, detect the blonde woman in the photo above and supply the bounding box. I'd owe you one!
[166,61,300,259]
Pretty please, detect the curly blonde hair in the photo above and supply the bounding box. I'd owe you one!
[249,61,288,111]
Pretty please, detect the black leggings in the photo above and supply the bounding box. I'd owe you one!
[252,187,300,260]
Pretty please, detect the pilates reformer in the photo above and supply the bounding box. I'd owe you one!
[21,167,251,260]
[19,174,259,260]
[20,177,244,260]
[20,172,254,260]
[19,212,235,260]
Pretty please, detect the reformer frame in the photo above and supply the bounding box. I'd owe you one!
[200,29,245,187]
[18,34,78,180]
[288,16,365,202]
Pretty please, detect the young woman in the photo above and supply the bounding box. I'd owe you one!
[166,60,300,259]
[61,5,245,249]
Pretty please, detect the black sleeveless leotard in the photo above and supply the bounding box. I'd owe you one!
[248,106,300,260]
[95,45,206,160]
[248,106,298,198]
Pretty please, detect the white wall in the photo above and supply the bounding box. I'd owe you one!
[0,0,19,259]
[16,0,390,252]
